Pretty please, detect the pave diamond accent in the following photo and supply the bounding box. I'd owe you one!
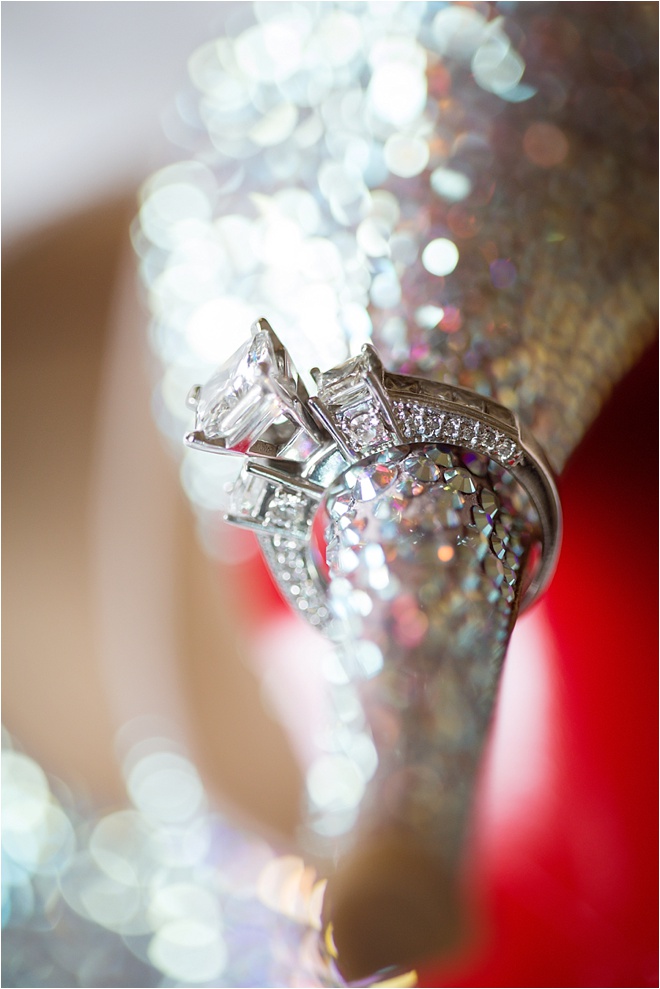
[339,406,391,453]
[392,400,523,466]
[259,535,330,627]
[264,490,311,532]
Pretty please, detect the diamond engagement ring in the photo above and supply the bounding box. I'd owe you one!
[185,319,562,625]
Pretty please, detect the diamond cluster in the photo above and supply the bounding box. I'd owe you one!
[393,399,522,467]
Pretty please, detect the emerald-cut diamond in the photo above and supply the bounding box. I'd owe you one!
[194,328,295,451]
[315,353,373,407]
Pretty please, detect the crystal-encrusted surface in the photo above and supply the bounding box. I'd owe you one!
[319,444,539,862]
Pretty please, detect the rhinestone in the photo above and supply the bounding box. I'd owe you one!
[395,473,426,498]
[353,468,383,501]
[428,447,454,469]
[479,489,500,517]
[491,534,507,559]
[403,455,441,484]
[472,506,493,535]
[329,491,354,518]
[501,565,517,586]
[499,581,515,603]
[461,450,489,477]
[338,510,356,530]
[457,530,489,560]
[503,549,520,570]
[484,554,505,586]
[367,463,398,490]
[498,510,514,530]
[446,468,476,494]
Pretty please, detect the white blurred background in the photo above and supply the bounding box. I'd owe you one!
[2,1,240,242]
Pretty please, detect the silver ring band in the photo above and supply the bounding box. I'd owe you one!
[185,318,561,623]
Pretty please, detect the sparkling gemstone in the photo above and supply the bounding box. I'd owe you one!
[228,471,268,517]
[461,450,489,477]
[345,410,389,449]
[496,437,518,463]
[484,554,505,586]
[446,468,476,494]
[472,506,494,535]
[445,415,462,441]
[367,463,398,490]
[479,489,500,517]
[316,354,371,407]
[491,533,507,559]
[479,426,499,452]
[405,455,440,484]
[501,565,517,587]
[265,491,309,531]
[354,463,396,501]
[329,491,354,519]
[195,330,293,450]
[428,447,454,469]
[504,549,520,570]
[459,418,480,446]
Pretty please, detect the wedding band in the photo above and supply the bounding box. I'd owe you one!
[185,318,561,625]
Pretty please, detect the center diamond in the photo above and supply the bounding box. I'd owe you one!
[195,328,294,451]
